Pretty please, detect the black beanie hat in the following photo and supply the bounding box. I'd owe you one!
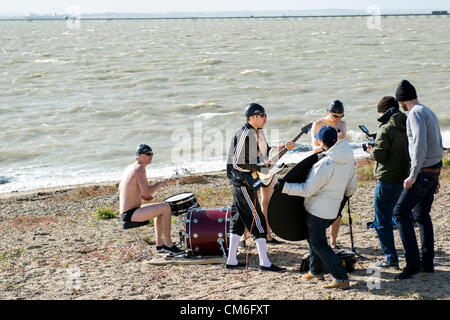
[395,80,417,102]
[377,96,399,113]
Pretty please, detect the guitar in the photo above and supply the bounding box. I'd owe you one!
[243,122,313,191]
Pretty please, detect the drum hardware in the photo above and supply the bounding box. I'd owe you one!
[217,238,227,258]
[178,230,185,249]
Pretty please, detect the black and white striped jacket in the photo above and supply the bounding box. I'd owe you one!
[227,122,272,187]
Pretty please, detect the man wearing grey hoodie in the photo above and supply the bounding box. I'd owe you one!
[393,80,443,280]
[274,126,357,289]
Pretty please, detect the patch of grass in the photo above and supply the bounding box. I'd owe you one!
[440,158,450,181]
[356,165,376,182]
[399,291,428,300]
[0,248,24,260]
[354,158,376,187]
[442,158,450,169]
[146,217,177,227]
[92,206,117,220]
[341,213,358,225]
[195,186,233,208]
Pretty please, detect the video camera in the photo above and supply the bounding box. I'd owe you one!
[358,125,376,152]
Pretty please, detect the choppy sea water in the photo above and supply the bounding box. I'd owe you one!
[1,16,449,193]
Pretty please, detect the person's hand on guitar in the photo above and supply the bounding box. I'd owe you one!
[283,141,296,151]
[276,141,296,152]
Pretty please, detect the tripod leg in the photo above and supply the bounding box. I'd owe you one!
[347,198,356,254]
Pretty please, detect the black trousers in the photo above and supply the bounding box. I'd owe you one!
[230,185,267,239]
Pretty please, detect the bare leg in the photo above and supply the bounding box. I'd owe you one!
[330,216,342,248]
[131,203,173,247]
[240,231,247,243]
[260,179,275,241]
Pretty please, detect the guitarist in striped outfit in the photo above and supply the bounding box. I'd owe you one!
[225,103,295,272]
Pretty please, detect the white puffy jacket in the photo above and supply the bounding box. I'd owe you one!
[281,139,358,220]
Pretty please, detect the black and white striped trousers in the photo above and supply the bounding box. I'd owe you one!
[230,185,267,239]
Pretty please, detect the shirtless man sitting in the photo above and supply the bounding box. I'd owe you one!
[119,144,183,256]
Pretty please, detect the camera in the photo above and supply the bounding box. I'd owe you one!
[359,125,376,152]
[362,141,375,152]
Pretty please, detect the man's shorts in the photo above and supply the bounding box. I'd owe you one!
[121,207,139,223]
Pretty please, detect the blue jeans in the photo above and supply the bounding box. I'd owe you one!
[306,213,348,282]
[393,172,440,270]
[374,180,403,264]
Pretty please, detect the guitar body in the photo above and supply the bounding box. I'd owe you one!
[242,163,285,191]
[267,153,321,241]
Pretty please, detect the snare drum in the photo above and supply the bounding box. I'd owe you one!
[185,207,231,257]
[165,192,199,216]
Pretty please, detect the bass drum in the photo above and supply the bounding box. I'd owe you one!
[185,207,231,257]
[268,153,322,241]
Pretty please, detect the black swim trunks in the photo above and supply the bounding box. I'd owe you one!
[121,207,139,223]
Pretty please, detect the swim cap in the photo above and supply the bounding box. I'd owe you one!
[328,100,344,114]
[245,103,266,118]
[136,144,152,156]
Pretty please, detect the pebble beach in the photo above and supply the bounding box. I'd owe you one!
[0,154,449,301]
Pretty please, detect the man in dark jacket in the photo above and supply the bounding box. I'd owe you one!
[365,96,409,269]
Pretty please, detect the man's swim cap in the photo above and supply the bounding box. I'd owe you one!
[245,103,266,118]
[136,144,152,155]
[328,100,344,114]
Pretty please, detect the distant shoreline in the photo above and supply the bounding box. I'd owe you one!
[0,13,448,22]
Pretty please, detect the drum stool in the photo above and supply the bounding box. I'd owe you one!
[122,220,151,260]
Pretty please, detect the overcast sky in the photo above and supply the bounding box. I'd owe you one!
[1,0,449,14]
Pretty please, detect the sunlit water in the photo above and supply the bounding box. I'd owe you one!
[1,16,449,193]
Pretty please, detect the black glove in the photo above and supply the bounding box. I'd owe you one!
[273,179,285,193]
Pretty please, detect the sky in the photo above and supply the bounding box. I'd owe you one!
[1,0,449,15]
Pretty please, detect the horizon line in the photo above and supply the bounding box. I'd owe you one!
[1,8,449,16]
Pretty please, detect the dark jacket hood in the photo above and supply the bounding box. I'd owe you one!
[377,107,407,131]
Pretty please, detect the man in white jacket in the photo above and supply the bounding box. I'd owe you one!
[274,126,357,289]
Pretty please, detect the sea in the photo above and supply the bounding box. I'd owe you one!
[1,15,449,193]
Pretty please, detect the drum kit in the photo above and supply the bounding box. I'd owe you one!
[164,192,231,258]
[163,191,360,272]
